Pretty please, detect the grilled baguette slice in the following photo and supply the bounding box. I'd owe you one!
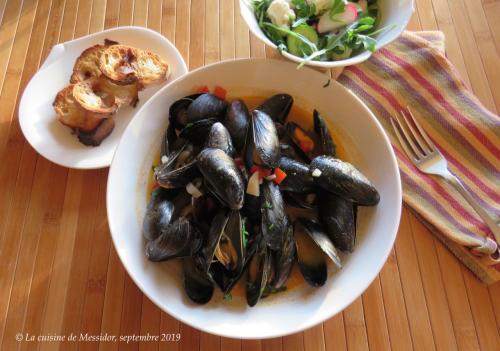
[77,117,115,146]
[99,45,169,86]
[72,78,118,114]
[53,85,110,132]
[70,39,119,83]
[96,76,139,107]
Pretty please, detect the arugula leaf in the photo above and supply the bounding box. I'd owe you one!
[262,22,318,53]
[358,35,377,52]
[292,0,316,18]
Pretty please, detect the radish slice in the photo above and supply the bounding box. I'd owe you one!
[247,171,260,197]
[317,3,358,33]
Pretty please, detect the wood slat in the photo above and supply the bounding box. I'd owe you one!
[0,1,498,350]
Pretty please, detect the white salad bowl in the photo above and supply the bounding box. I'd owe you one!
[19,26,188,169]
[107,59,402,339]
[240,0,415,68]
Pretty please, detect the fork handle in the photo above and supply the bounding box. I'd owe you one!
[443,172,500,243]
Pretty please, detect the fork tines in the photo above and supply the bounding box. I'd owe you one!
[391,107,436,161]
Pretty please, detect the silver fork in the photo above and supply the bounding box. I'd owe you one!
[391,107,500,243]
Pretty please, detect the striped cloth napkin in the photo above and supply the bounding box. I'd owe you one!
[337,31,500,284]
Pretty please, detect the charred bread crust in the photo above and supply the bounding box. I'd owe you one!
[99,45,140,85]
[77,117,115,146]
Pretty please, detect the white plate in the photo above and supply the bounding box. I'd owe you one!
[239,0,414,68]
[107,59,402,339]
[19,26,188,169]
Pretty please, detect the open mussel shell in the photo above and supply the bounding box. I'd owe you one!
[246,236,272,307]
[298,218,342,269]
[318,193,356,252]
[282,192,317,209]
[160,123,179,158]
[269,225,295,289]
[310,156,380,206]
[313,110,336,157]
[261,180,288,251]
[294,220,327,287]
[179,118,218,145]
[155,160,200,189]
[206,122,236,157]
[183,256,214,304]
[142,189,175,241]
[186,93,228,123]
[255,94,293,123]
[284,122,313,162]
[246,110,280,169]
[145,217,202,262]
[224,100,250,152]
[197,148,245,210]
[169,93,202,130]
[278,157,314,192]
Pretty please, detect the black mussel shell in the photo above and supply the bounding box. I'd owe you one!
[197,148,245,210]
[155,160,200,189]
[294,220,327,287]
[313,110,336,157]
[318,193,356,252]
[145,218,202,262]
[142,189,175,241]
[179,118,218,145]
[224,100,250,152]
[282,191,317,209]
[169,93,202,130]
[242,193,261,225]
[201,210,229,271]
[248,110,280,169]
[246,236,271,307]
[261,180,288,251]
[298,218,341,268]
[192,192,218,225]
[270,225,295,289]
[278,157,314,192]
[206,122,236,157]
[160,123,179,158]
[183,256,214,304]
[255,94,293,123]
[187,93,228,123]
[310,156,380,206]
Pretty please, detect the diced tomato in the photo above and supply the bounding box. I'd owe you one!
[197,85,209,93]
[249,165,272,180]
[214,85,227,100]
[234,158,244,167]
[250,165,260,174]
[299,139,314,153]
[273,167,287,184]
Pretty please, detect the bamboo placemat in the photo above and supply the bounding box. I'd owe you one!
[0,1,498,350]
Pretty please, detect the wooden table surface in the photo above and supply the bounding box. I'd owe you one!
[0,0,499,350]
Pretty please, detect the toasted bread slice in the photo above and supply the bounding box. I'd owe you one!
[96,76,139,107]
[70,39,119,84]
[100,45,169,86]
[77,117,115,146]
[53,85,110,132]
[72,78,118,114]
[133,49,170,86]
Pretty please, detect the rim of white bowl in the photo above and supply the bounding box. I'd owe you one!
[107,58,402,339]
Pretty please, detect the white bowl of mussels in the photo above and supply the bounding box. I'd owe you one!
[107,58,402,338]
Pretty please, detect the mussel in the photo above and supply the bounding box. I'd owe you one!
[278,157,314,192]
[197,148,245,210]
[145,217,202,262]
[179,118,219,145]
[255,94,293,123]
[206,122,236,157]
[318,193,356,252]
[246,235,272,307]
[183,256,214,304]
[261,180,288,251]
[246,110,280,169]
[224,100,250,152]
[186,93,228,123]
[169,93,202,130]
[155,143,201,189]
[142,188,175,241]
[313,110,336,156]
[269,225,295,289]
[310,156,380,206]
[294,218,341,287]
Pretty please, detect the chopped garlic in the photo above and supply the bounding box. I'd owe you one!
[266,0,296,30]
[161,155,168,164]
[186,182,203,198]
[312,168,322,177]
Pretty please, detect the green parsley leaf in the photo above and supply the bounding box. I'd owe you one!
[223,292,232,301]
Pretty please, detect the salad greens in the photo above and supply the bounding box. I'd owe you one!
[252,0,393,66]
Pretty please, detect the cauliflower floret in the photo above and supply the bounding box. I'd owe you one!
[266,0,296,29]
[307,0,334,14]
